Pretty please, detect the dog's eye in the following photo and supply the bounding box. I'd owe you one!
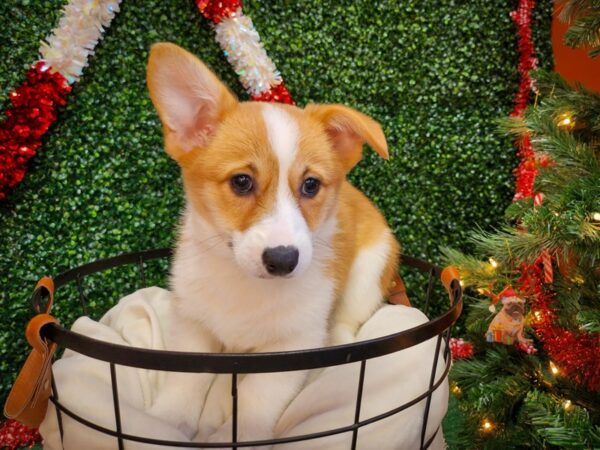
[301,177,320,198]
[230,174,254,195]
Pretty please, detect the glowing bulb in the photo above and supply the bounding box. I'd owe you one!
[489,258,499,269]
[550,361,560,375]
[563,400,572,410]
[558,117,571,127]
[557,112,575,130]
[477,288,486,294]
[534,310,542,321]
[459,280,464,287]
[592,212,600,222]
[482,419,494,432]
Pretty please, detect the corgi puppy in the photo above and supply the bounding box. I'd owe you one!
[146,43,401,444]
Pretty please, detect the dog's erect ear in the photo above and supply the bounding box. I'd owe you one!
[305,104,388,171]
[147,42,237,161]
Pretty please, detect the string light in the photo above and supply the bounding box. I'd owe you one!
[591,212,600,222]
[533,310,542,322]
[563,400,572,411]
[556,112,575,130]
[481,419,494,432]
[489,258,499,269]
[550,361,560,375]
[459,280,465,287]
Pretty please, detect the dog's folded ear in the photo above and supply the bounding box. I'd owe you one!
[147,43,238,162]
[305,104,388,171]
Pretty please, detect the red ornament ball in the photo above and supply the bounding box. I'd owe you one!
[449,338,474,359]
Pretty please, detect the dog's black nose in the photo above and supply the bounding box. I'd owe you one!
[262,246,299,276]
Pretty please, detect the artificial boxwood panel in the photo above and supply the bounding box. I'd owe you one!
[0,0,552,404]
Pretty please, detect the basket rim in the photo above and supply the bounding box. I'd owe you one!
[37,248,462,373]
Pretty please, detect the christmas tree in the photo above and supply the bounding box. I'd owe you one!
[444,2,600,448]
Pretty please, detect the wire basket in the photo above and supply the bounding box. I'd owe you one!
[31,248,463,449]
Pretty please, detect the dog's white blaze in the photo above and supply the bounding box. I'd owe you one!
[262,104,313,274]
[231,104,313,277]
[262,104,303,240]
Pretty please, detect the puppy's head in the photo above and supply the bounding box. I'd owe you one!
[147,43,388,279]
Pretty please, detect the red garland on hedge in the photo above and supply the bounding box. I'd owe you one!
[0,419,41,449]
[0,62,71,200]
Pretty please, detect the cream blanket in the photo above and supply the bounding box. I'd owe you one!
[40,287,448,449]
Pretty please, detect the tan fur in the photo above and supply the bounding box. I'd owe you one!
[329,183,400,299]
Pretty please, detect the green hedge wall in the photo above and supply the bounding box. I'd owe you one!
[0,0,552,404]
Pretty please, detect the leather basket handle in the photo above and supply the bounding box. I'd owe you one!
[31,276,54,315]
[4,277,58,428]
[441,266,461,296]
[387,274,411,306]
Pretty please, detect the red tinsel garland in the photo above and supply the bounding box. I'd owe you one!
[196,0,242,23]
[518,262,600,391]
[0,62,70,200]
[510,0,538,202]
[510,0,600,391]
[250,81,294,104]
[0,419,41,449]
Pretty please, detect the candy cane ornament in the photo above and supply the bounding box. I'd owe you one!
[195,0,295,104]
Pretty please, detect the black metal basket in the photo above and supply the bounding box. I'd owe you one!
[32,248,462,450]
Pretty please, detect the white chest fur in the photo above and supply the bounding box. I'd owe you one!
[170,208,336,352]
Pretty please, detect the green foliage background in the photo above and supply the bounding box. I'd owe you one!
[0,0,552,413]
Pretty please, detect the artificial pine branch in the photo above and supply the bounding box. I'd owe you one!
[557,0,600,57]
[530,70,600,136]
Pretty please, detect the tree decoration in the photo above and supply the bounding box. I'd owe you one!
[0,0,122,200]
[449,337,474,360]
[195,0,295,104]
[485,286,532,346]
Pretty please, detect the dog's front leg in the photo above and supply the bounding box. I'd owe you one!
[147,315,220,438]
[207,338,318,448]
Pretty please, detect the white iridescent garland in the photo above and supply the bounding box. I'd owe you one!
[39,0,122,84]
[214,8,282,96]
